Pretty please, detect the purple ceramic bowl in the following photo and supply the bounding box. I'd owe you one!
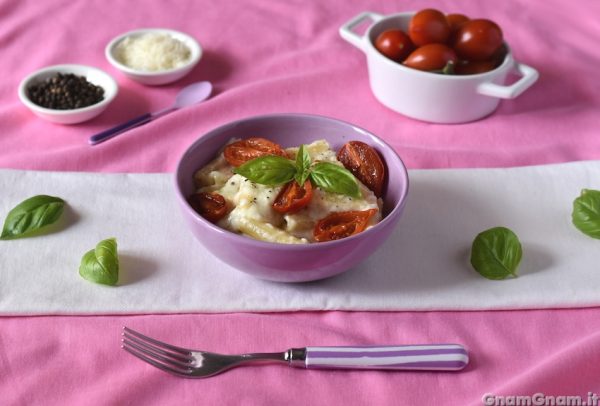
[174,114,409,282]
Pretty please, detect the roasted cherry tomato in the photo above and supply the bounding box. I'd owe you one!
[374,29,414,62]
[455,59,497,75]
[314,209,377,242]
[189,192,228,223]
[272,180,313,214]
[453,19,503,61]
[446,13,469,33]
[337,141,385,198]
[223,137,286,167]
[403,44,458,72]
[408,9,450,47]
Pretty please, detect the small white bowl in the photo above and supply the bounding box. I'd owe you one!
[18,64,118,125]
[105,28,202,86]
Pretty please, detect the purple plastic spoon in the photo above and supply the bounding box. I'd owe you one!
[89,81,212,145]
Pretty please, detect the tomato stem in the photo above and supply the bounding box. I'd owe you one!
[442,61,455,75]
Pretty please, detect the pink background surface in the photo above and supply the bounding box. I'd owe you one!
[1,0,600,404]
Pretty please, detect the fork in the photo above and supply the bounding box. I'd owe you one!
[121,327,469,378]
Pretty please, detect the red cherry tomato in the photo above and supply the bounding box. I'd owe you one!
[453,19,503,61]
[403,44,458,72]
[223,137,287,167]
[408,9,451,47]
[455,59,497,75]
[374,29,414,62]
[491,43,508,64]
[189,192,228,223]
[446,13,469,33]
[314,209,377,242]
[272,180,313,214]
[456,43,507,75]
[337,141,386,198]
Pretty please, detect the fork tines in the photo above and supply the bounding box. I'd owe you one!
[121,327,195,377]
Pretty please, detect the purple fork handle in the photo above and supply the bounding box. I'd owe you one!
[89,113,152,145]
[304,344,468,371]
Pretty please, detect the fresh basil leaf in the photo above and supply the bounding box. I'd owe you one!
[572,189,600,239]
[234,155,296,186]
[310,162,361,198]
[470,226,522,280]
[294,144,311,186]
[1,195,65,240]
[79,238,119,286]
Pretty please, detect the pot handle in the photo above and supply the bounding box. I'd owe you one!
[339,11,384,52]
[477,62,539,99]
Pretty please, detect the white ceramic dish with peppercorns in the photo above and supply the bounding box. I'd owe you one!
[339,11,539,123]
[18,64,118,124]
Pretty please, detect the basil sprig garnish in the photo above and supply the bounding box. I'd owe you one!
[295,144,311,186]
[79,238,119,286]
[233,145,360,198]
[572,189,600,239]
[470,226,522,280]
[310,162,360,197]
[233,155,297,186]
[1,195,65,240]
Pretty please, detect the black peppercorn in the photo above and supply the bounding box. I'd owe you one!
[27,73,104,110]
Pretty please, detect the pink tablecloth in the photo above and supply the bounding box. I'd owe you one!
[1,0,600,404]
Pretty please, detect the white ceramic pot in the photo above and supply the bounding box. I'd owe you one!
[339,12,539,123]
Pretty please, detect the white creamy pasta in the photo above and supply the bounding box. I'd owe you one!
[194,140,382,244]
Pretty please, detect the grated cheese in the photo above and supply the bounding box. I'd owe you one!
[115,33,191,72]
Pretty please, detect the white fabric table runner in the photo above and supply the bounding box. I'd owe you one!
[1,162,599,315]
